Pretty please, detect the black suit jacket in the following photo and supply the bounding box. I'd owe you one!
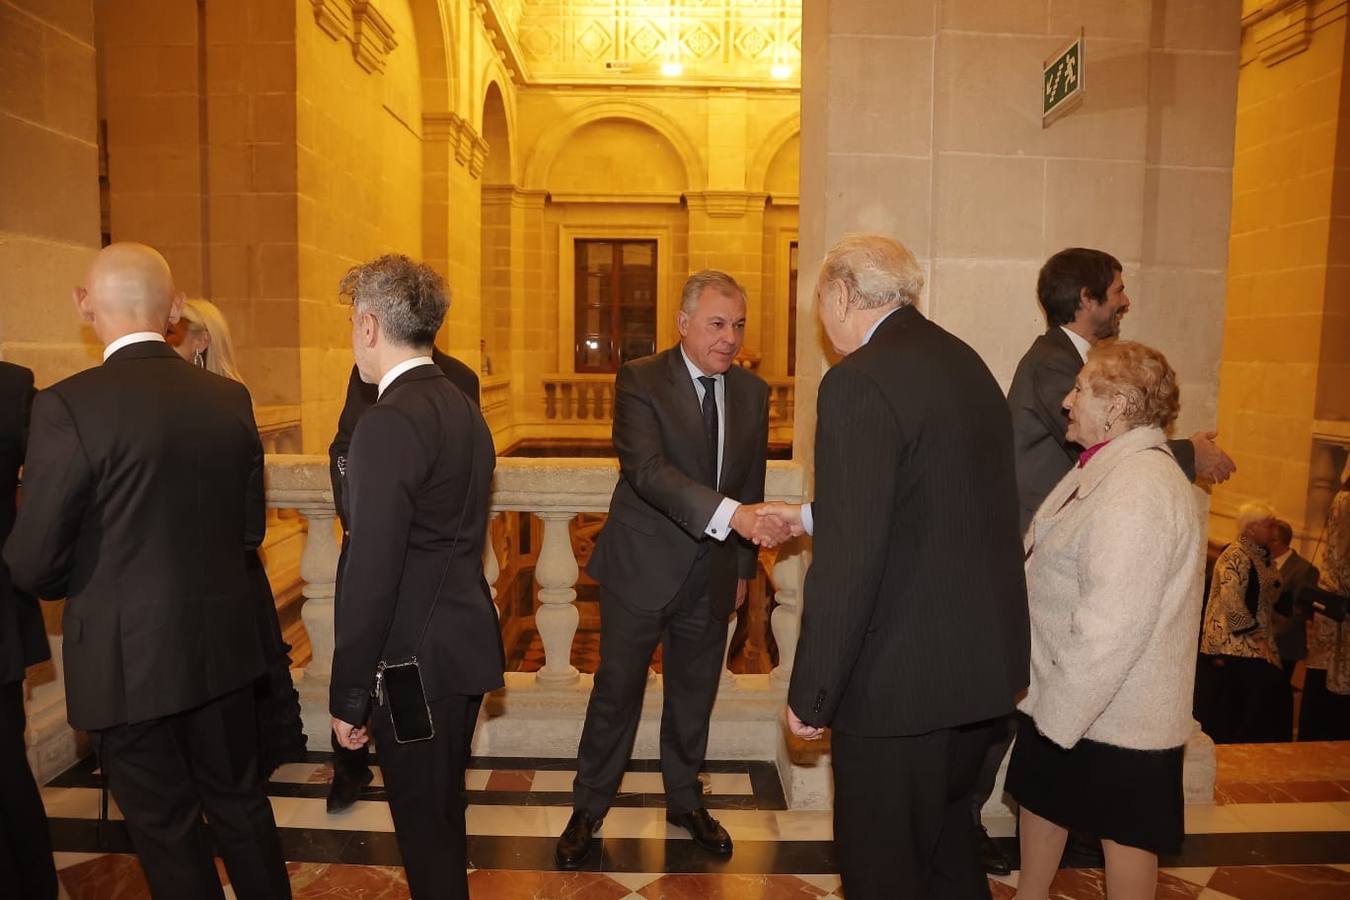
[0,362,48,685]
[1275,550,1320,662]
[329,364,504,725]
[788,306,1030,736]
[587,346,768,620]
[329,348,479,530]
[1007,327,1197,533]
[3,341,266,730]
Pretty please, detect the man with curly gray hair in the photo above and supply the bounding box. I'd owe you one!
[329,254,504,899]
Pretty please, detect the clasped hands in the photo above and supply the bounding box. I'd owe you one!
[730,501,806,548]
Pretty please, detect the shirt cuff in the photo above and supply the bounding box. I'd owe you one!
[705,497,740,541]
[801,502,815,536]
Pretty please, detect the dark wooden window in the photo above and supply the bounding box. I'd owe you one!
[574,240,658,373]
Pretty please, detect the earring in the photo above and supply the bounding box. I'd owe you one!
[1105,416,1116,432]
[193,349,205,368]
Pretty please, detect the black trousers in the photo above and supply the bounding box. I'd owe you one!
[832,719,1000,900]
[96,684,290,899]
[1194,654,1292,743]
[370,693,482,900]
[1299,668,1350,741]
[968,713,1016,821]
[0,680,57,900]
[573,562,726,817]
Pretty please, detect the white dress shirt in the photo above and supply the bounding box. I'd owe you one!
[102,331,166,362]
[377,356,435,398]
[1060,325,1092,364]
[798,306,902,536]
[679,346,739,542]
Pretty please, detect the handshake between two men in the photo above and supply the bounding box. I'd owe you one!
[728,501,808,549]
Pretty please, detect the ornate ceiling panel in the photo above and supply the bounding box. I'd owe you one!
[488,0,801,88]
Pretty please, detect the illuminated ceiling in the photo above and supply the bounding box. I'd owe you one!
[486,0,801,88]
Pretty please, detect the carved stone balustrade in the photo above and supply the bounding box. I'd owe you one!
[542,374,617,422]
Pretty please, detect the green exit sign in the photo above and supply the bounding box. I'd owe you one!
[1043,30,1085,127]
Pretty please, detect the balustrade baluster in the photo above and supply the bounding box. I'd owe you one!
[533,511,581,685]
[483,512,501,619]
[545,383,557,420]
[769,548,805,687]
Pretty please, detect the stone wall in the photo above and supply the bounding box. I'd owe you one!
[1211,0,1350,545]
[795,0,1242,484]
[0,0,102,382]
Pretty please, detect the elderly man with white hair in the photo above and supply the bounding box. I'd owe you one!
[1195,501,1289,743]
[757,235,1029,900]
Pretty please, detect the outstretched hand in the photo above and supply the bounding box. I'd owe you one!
[1191,431,1236,485]
[731,503,794,548]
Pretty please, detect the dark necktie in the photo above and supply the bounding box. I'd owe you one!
[698,375,718,487]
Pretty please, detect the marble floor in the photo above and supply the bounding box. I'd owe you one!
[40,742,1350,898]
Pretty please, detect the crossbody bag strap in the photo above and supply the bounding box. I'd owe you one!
[406,386,479,658]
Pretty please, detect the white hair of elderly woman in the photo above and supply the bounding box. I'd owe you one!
[1235,500,1277,536]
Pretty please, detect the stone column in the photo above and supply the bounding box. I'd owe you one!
[533,511,580,686]
[265,455,338,747]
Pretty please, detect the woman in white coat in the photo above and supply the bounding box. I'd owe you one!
[1007,340,1204,900]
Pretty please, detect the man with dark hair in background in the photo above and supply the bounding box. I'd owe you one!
[969,247,1238,873]
[325,309,479,813]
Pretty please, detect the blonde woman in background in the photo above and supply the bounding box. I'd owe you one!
[167,299,307,774]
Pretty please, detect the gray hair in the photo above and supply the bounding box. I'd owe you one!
[818,234,924,310]
[339,254,449,348]
[1235,501,1276,537]
[680,270,745,315]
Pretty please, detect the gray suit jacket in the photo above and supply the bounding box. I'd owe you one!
[1006,327,1197,534]
[586,347,768,620]
[1275,550,1320,662]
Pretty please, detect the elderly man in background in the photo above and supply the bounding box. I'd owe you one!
[1195,502,1287,743]
[1270,519,1320,684]
[4,243,289,899]
[761,235,1029,899]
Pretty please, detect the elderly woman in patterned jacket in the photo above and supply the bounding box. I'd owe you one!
[1300,466,1350,740]
[1194,501,1289,743]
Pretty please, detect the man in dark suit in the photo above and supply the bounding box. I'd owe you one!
[0,361,57,899]
[325,346,478,812]
[762,235,1030,899]
[3,243,288,899]
[554,270,786,869]
[1270,519,1320,681]
[975,246,1237,873]
[329,254,503,900]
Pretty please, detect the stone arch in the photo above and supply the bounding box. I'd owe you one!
[480,79,513,184]
[408,0,455,114]
[522,100,705,192]
[748,113,801,194]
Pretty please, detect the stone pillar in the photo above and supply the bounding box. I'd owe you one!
[1212,2,1350,542]
[266,455,338,747]
[533,511,580,686]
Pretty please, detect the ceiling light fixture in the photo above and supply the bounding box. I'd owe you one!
[661,60,684,76]
[770,63,791,79]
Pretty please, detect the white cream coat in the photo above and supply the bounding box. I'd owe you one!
[1018,426,1205,751]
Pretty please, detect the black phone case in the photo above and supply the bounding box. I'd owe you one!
[383,661,435,743]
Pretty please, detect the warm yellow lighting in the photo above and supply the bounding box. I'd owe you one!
[771,63,791,79]
[661,60,683,77]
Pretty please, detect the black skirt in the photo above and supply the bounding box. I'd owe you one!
[1006,712,1185,856]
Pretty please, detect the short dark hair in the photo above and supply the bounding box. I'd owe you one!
[1275,519,1293,546]
[339,254,449,349]
[1037,248,1122,327]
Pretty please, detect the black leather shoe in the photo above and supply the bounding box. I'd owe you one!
[1061,829,1105,868]
[555,809,603,869]
[667,808,733,855]
[325,766,373,814]
[978,825,1012,876]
